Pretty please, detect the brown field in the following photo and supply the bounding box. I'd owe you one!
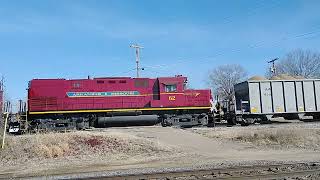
[1,123,320,178]
[190,124,320,150]
[0,130,180,169]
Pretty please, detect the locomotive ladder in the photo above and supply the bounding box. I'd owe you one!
[18,113,28,133]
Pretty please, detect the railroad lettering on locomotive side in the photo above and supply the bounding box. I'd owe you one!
[168,96,176,101]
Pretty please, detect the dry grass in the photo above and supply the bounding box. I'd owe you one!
[191,126,320,150]
[0,131,173,166]
[232,128,320,149]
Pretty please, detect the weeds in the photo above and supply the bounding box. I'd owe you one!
[0,131,170,165]
[192,126,320,150]
[232,128,320,149]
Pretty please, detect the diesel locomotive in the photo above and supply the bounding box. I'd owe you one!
[24,75,213,132]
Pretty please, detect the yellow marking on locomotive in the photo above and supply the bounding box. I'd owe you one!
[168,96,176,101]
[161,92,185,95]
[29,106,211,115]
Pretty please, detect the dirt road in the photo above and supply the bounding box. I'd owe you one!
[102,125,320,163]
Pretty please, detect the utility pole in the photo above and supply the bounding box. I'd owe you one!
[0,76,3,91]
[0,77,3,114]
[130,44,144,78]
[268,58,279,77]
[1,112,9,149]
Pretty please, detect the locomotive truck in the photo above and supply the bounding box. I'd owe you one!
[23,75,214,132]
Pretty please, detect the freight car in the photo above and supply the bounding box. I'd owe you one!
[25,75,213,132]
[231,78,320,125]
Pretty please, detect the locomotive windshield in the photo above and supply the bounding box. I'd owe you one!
[165,84,177,92]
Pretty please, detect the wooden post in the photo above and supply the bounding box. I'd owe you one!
[1,112,9,149]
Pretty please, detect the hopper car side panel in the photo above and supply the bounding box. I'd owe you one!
[234,79,320,124]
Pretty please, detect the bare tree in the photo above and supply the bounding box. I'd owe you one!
[272,49,320,78]
[208,64,248,103]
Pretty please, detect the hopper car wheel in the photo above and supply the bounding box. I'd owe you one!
[260,119,272,124]
[225,113,236,126]
[236,116,250,126]
[260,115,272,124]
[314,114,320,121]
[240,121,250,126]
[227,117,237,126]
[237,115,257,126]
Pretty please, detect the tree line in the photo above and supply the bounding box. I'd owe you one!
[208,49,320,103]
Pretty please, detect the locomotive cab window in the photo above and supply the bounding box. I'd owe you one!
[165,84,177,92]
[72,82,81,88]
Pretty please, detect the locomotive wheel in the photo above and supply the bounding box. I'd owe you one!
[161,121,167,127]
[161,119,172,127]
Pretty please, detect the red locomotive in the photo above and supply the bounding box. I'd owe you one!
[27,75,213,130]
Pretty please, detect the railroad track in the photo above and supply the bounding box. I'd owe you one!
[87,163,320,180]
[0,162,319,179]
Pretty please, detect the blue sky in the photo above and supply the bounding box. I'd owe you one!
[0,0,320,102]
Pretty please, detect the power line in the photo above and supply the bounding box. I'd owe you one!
[212,0,280,27]
[111,0,316,76]
[110,0,278,77]
[145,27,320,71]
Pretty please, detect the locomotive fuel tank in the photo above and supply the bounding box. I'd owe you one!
[96,115,159,127]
